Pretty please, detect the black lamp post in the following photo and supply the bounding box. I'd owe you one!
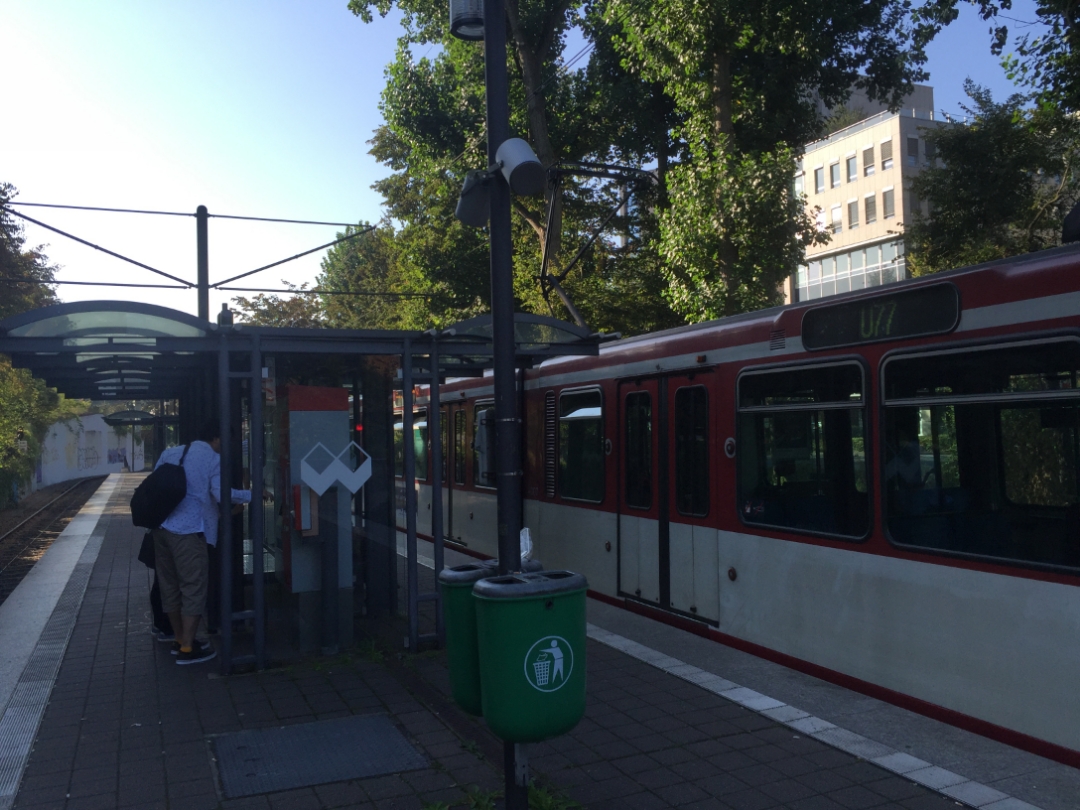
[450,0,530,805]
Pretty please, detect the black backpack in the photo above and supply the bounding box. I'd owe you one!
[130,444,190,529]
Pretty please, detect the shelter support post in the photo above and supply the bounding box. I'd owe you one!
[402,341,420,652]
[428,337,445,646]
[361,358,396,619]
[249,334,265,669]
[197,205,209,322]
[217,332,234,673]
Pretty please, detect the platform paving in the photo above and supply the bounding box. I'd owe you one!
[4,476,1049,809]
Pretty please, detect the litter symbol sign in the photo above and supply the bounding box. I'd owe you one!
[524,636,573,692]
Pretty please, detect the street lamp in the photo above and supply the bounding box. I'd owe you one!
[451,1,532,806]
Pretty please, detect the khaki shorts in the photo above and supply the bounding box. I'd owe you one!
[153,528,208,617]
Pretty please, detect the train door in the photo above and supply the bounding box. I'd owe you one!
[442,403,468,544]
[618,373,718,621]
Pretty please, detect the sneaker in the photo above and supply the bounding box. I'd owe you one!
[175,640,216,665]
[170,641,180,655]
[154,628,176,643]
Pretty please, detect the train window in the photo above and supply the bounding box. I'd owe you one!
[392,409,428,480]
[737,363,869,539]
[454,410,467,485]
[883,340,1080,571]
[473,404,496,488]
[559,389,604,502]
[544,392,557,498]
[675,386,709,516]
[625,391,652,509]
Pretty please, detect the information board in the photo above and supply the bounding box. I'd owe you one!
[801,283,959,350]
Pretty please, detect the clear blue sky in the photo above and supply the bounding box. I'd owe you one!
[1,0,1040,318]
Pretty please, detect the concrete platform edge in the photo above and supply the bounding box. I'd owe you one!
[0,474,117,809]
[586,622,1046,810]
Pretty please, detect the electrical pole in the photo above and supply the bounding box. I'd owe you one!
[482,0,526,805]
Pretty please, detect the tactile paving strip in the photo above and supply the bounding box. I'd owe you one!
[212,713,427,798]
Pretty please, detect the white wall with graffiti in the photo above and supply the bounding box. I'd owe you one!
[35,413,147,488]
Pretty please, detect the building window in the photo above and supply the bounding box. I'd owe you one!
[473,405,496,487]
[883,188,895,218]
[847,200,859,229]
[814,167,825,194]
[846,155,857,183]
[881,139,893,170]
[863,146,875,176]
[908,187,921,218]
[737,363,869,539]
[794,173,804,196]
[865,194,877,224]
[830,205,842,234]
[830,162,841,188]
[907,137,919,166]
[925,139,936,162]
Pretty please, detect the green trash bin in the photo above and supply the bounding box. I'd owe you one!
[438,563,490,715]
[473,570,588,742]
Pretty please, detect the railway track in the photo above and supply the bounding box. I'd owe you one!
[0,477,106,607]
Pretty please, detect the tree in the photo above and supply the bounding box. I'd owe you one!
[231,281,326,328]
[348,0,684,333]
[0,184,84,506]
[906,82,1080,275]
[0,183,59,319]
[608,0,930,320]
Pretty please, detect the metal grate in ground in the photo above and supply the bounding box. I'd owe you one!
[211,713,428,798]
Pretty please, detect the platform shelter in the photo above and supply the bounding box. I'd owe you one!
[0,300,602,672]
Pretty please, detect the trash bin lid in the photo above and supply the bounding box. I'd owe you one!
[472,570,588,599]
[480,558,544,574]
[437,563,491,585]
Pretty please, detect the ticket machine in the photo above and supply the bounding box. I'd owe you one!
[266,385,370,651]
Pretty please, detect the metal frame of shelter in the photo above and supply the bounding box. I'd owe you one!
[0,301,603,672]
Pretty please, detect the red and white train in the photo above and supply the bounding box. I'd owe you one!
[401,244,1080,764]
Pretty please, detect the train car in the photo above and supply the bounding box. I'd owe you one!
[398,243,1080,764]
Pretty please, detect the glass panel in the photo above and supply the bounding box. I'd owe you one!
[851,249,864,271]
[822,257,835,278]
[740,364,863,408]
[863,147,875,176]
[846,156,857,182]
[625,392,652,509]
[675,386,709,516]
[882,242,898,262]
[454,410,466,485]
[808,261,822,283]
[830,163,841,188]
[836,254,849,276]
[559,391,604,501]
[836,276,851,293]
[794,174,804,196]
[883,189,895,218]
[848,201,859,228]
[884,341,1080,401]
[738,405,869,538]
[473,405,496,488]
[821,280,836,297]
[797,265,808,287]
[814,168,825,194]
[865,195,877,223]
[414,409,428,482]
[394,419,404,477]
[866,269,881,287]
[807,284,821,299]
[884,402,1080,570]
[850,273,866,290]
[7,310,207,339]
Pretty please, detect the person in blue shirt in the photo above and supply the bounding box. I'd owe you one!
[153,420,251,665]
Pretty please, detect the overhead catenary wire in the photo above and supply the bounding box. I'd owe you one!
[3,208,195,287]
[0,277,187,290]
[210,225,377,287]
[219,286,434,298]
[7,201,358,227]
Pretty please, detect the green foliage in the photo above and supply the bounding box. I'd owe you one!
[0,183,59,319]
[347,0,684,334]
[231,281,327,328]
[906,82,1080,276]
[0,184,84,506]
[463,785,500,810]
[658,141,826,320]
[527,781,583,809]
[608,0,926,318]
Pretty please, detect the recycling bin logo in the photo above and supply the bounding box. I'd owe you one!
[524,636,573,693]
